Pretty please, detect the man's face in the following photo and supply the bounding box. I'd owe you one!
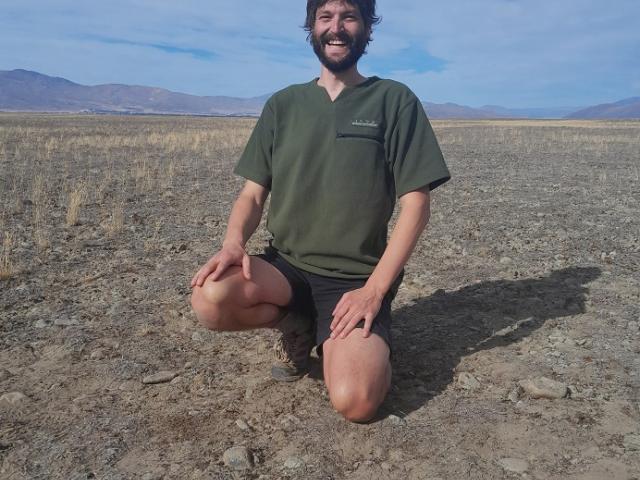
[311,0,369,73]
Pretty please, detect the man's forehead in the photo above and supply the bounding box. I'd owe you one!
[316,0,361,14]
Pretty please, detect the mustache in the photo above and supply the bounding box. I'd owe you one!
[321,32,353,45]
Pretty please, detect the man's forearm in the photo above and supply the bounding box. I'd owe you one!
[223,187,267,248]
[365,189,431,297]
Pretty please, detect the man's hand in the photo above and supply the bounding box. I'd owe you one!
[330,286,384,339]
[190,242,251,288]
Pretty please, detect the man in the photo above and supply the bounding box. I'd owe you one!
[191,0,450,423]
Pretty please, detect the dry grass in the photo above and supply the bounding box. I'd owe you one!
[32,202,50,252]
[66,183,88,226]
[104,199,125,236]
[144,220,163,253]
[0,231,14,280]
[0,114,637,282]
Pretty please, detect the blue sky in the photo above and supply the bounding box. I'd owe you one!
[1,0,639,108]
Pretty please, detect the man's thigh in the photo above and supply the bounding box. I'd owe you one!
[309,272,398,353]
[198,256,293,308]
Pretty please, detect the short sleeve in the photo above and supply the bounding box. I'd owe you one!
[233,100,276,189]
[388,98,450,197]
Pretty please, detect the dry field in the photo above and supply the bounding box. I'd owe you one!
[0,114,639,479]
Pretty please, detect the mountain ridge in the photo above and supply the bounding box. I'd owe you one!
[2,69,637,119]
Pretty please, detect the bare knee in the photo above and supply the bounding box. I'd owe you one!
[329,382,386,423]
[190,267,243,331]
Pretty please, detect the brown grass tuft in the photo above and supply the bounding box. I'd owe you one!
[105,200,125,236]
[1,232,15,280]
[66,183,88,226]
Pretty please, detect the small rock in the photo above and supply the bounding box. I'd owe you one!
[0,392,28,406]
[387,414,407,426]
[627,321,639,332]
[499,256,512,265]
[34,319,52,328]
[236,419,251,431]
[457,372,481,390]
[284,456,304,469]
[0,370,11,382]
[103,448,118,462]
[507,386,522,403]
[498,457,529,473]
[244,386,254,400]
[281,414,301,428]
[623,433,640,452]
[223,446,253,470]
[54,317,80,326]
[519,377,568,399]
[142,371,178,384]
[169,376,182,385]
[90,348,108,360]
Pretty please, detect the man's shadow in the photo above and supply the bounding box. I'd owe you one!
[382,266,601,417]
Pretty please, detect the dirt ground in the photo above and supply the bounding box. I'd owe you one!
[0,114,639,479]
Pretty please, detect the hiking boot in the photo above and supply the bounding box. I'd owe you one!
[271,312,314,382]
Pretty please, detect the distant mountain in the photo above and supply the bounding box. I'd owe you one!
[423,102,501,119]
[565,97,640,119]
[481,105,583,119]
[2,69,632,120]
[423,102,584,119]
[0,69,266,116]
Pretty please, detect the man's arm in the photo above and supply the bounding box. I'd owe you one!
[330,186,431,339]
[190,180,269,287]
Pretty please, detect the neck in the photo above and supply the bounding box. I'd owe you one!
[317,65,367,99]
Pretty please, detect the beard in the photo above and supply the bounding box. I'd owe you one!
[311,29,368,73]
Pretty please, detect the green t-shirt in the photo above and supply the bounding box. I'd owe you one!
[235,76,450,278]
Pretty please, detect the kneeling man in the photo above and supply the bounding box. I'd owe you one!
[191,0,450,422]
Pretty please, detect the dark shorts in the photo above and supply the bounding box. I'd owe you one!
[256,247,403,354]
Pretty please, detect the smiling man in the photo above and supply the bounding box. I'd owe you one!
[190,0,450,423]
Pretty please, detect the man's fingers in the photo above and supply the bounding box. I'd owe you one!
[330,308,350,337]
[194,258,220,286]
[339,312,364,339]
[331,294,348,317]
[362,313,374,338]
[241,254,252,280]
[333,309,360,338]
[208,260,228,282]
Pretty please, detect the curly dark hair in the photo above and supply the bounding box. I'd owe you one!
[303,0,381,44]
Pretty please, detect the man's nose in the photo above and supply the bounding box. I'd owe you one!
[329,17,344,34]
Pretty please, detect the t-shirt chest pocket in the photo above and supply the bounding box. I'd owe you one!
[335,121,386,165]
[332,121,390,200]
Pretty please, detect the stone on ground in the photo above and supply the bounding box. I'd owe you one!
[498,457,529,473]
[519,377,568,399]
[223,446,254,470]
[142,371,178,384]
[0,391,28,406]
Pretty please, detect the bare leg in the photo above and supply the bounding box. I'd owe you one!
[322,332,391,423]
[191,256,292,331]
